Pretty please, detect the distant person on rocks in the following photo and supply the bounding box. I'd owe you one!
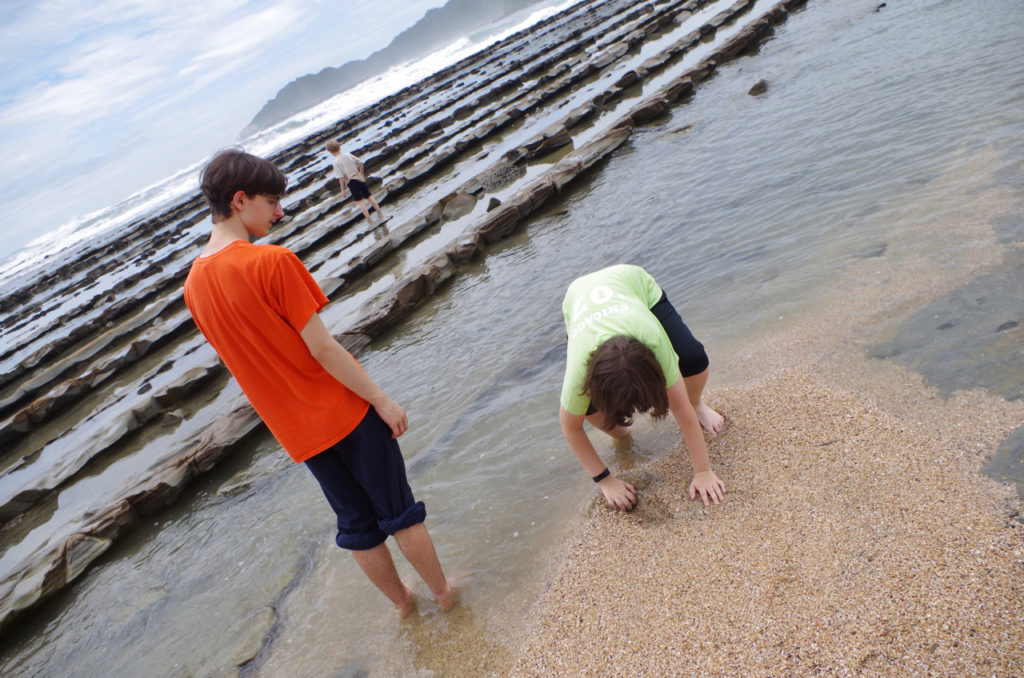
[325,140,385,224]
[184,148,455,618]
[559,264,726,511]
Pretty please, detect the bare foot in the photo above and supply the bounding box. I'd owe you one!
[434,579,461,612]
[396,584,416,619]
[434,567,476,612]
[695,403,724,436]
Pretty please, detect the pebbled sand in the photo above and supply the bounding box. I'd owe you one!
[508,356,1024,676]
[367,141,1024,678]
[505,148,1024,676]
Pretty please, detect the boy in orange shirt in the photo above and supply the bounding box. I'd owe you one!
[184,148,455,617]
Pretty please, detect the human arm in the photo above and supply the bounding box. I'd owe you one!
[559,406,637,510]
[666,377,724,505]
[299,313,408,437]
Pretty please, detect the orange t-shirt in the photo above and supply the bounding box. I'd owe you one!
[183,240,369,462]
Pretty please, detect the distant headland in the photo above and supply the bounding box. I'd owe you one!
[242,0,549,135]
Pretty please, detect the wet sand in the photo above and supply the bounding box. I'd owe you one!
[512,371,1023,674]
[508,325,1024,674]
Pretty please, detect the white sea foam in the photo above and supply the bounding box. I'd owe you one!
[0,0,577,286]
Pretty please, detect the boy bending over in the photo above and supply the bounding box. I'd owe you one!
[559,264,726,511]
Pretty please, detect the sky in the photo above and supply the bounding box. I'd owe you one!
[0,0,448,262]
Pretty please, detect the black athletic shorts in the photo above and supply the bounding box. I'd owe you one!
[304,408,425,550]
[347,178,371,200]
[650,291,709,378]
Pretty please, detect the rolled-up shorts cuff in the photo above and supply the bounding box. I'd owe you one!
[336,501,426,550]
[336,530,388,551]
[379,500,426,536]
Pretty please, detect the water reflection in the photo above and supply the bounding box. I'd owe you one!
[4,0,1024,675]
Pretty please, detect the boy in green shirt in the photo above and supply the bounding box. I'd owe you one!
[559,265,725,510]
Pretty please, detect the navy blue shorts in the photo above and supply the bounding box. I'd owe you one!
[347,178,371,201]
[650,291,709,378]
[304,408,425,551]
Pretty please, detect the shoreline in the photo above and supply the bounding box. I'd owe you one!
[486,131,1024,673]
[507,356,1024,675]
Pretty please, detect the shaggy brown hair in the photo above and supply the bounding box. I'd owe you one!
[200,148,287,221]
[582,335,668,430]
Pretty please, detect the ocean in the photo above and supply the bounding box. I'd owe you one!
[0,0,578,285]
[1,0,1022,674]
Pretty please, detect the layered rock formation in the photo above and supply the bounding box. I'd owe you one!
[0,0,809,631]
[246,0,551,132]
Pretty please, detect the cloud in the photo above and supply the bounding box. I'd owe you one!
[0,41,162,126]
[0,1,308,171]
[0,1,302,125]
[180,4,303,79]
[0,0,455,258]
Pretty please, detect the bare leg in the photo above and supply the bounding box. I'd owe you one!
[586,411,631,440]
[683,368,724,435]
[350,543,416,618]
[355,199,374,223]
[368,194,384,217]
[393,523,458,611]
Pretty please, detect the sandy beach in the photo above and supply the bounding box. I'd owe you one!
[508,300,1024,674]
[368,286,1024,677]
[364,140,1024,675]
[511,370,1024,674]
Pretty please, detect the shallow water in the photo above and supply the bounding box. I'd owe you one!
[3,0,1023,675]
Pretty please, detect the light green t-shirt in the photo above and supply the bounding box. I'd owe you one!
[560,264,680,416]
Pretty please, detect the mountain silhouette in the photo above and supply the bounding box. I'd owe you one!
[243,0,548,134]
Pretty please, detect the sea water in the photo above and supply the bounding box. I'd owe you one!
[2,0,1022,675]
[0,0,578,286]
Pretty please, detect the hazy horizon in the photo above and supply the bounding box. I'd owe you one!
[0,0,451,264]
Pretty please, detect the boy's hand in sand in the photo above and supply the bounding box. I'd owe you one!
[688,470,724,506]
[599,475,637,511]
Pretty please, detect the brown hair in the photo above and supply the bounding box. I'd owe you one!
[200,148,287,221]
[325,140,341,153]
[582,336,669,429]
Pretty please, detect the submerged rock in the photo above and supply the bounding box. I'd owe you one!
[440,192,478,220]
[0,0,814,631]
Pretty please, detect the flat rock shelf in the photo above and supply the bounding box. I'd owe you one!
[0,0,808,630]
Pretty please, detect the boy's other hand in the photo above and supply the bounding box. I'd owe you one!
[373,397,408,438]
[688,470,725,506]
[599,475,638,511]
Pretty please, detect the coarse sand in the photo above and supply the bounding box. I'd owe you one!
[372,146,1024,677]
[505,156,1024,676]
[508,358,1024,676]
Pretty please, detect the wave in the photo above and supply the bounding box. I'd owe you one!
[0,0,576,285]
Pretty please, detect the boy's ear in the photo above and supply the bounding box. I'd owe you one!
[230,189,248,213]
